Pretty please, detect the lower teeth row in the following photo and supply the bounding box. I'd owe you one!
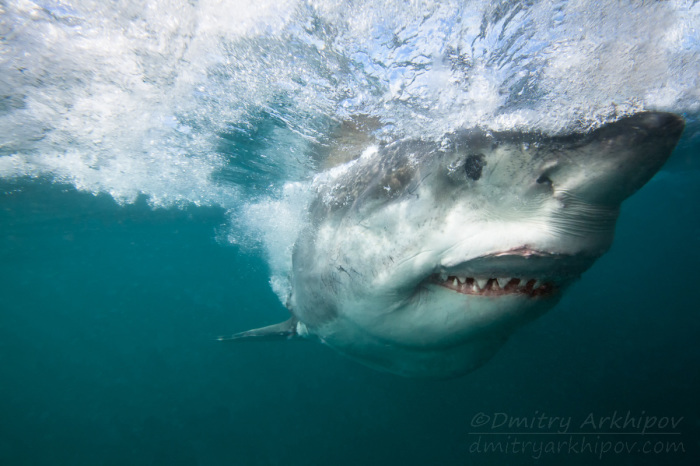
[443,276,547,292]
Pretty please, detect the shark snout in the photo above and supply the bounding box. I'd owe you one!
[558,112,685,206]
[635,112,685,136]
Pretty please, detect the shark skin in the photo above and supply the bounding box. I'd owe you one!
[223,112,685,378]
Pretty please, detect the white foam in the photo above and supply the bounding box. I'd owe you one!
[0,0,698,292]
[233,181,312,302]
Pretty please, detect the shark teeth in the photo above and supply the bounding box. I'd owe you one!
[437,275,556,298]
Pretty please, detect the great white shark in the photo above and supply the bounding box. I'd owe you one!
[222,111,685,378]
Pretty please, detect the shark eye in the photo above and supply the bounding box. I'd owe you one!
[464,154,486,181]
[536,174,552,185]
[536,174,554,193]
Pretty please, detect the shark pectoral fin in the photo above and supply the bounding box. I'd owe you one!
[217,317,299,342]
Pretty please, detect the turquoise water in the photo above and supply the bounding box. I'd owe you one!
[2,157,699,465]
[2,1,700,464]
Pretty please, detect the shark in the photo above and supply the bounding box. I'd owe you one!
[221,112,685,378]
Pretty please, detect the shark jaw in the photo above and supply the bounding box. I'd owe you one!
[306,247,599,378]
[436,276,558,298]
[428,248,596,299]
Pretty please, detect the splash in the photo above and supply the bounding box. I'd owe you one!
[1,0,699,300]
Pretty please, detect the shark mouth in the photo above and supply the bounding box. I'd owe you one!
[426,249,595,299]
[434,276,557,298]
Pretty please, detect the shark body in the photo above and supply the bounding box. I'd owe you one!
[224,112,685,378]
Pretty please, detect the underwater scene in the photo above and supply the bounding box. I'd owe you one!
[1,1,699,464]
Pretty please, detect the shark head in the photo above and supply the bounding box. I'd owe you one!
[283,112,684,377]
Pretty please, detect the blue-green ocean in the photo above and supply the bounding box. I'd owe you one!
[1,1,699,464]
